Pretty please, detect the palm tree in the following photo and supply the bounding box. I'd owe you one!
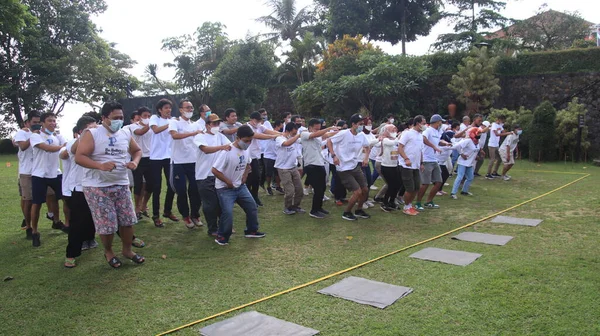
[257,0,313,43]
[282,32,323,84]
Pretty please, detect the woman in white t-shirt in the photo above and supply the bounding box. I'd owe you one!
[379,124,402,212]
[451,128,481,199]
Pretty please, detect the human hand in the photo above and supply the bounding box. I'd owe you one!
[333,157,340,166]
[420,164,425,172]
[222,145,232,151]
[126,161,138,170]
[99,161,117,172]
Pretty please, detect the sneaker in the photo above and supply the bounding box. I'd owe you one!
[451,194,458,200]
[335,200,344,206]
[492,173,501,177]
[136,212,143,221]
[403,208,419,216]
[365,201,375,208]
[474,172,481,177]
[374,197,385,203]
[88,240,99,249]
[267,187,274,196]
[461,191,473,196]
[318,209,330,215]
[183,217,195,229]
[32,233,41,247]
[25,228,33,240]
[388,202,398,210]
[355,210,371,219]
[152,216,165,228]
[310,211,325,219]
[414,203,425,211]
[323,195,330,201]
[342,212,357,221]
[215,237,229,246]
[370,185,379,190]
[244,231,266,238]
[283,208,296,215]
[46,212,54,221]
[81,241,90,251]
[362,203,369,210]
[21,219,26,229]
[485,174,495,180]
[444,183,450,186]
[64,258,76,268]
[275,187,285,195]
[503,175,511,181]
[303,188,310,196]
[52,221,65,230]
[425,202,440,209]
[61,225,70,234]
[255,199,264,207]
[396,197,405,205]
[436,191,444,196]
[163,213,180,222]
[191,217,204,227]
[293,207,306,214]
[380,204,394,213]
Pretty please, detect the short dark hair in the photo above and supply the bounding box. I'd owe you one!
[237,125,254,139]
[406,118,414,128]
[498,115,506,121]
[137,106,151,114]
[130,111,140,120]
[72,126,78,134]
[291,115,301,123]
[413,115,425,125]
[336,120,347,128]
[285,122,298,132]
[40,112,56,123]
[76,116,97,133]
[101,101,123,118]
[249,111,262,121]
[178,99,192,108]
[513,124,522,130]
[308,118,321,127]
[451,121,461,129]
[273,120,283,128]
[225,108,237,118]
[386,114,394,119]
[156,98,172,113]
[473,113,483,120]
[27,111,41,122]
[281,112,291,119]
[258,108,266,113]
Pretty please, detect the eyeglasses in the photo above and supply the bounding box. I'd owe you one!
[182,106,194,110]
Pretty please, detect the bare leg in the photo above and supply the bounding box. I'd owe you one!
[22,200,32,229]
[30,204,41,234]
[47,194,60,223]
[119,226,135,258]
[426,182,442,203]
[416,184,429,203]
[345,189,363,213]
[502,164,514,176]
[403,191,416,207]
[100,234,116,261]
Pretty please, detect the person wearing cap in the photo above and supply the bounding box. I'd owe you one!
[414,114,451,211]
[498,124,522,181]
[326,113,372,221]
[194,114,232,237]
[398,116,426,216]
[486,115,512,179]
[169,99,204,229]
[474,119,491,176]
[451,127,481,199]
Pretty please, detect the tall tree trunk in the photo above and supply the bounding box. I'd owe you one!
[401,0,407,55]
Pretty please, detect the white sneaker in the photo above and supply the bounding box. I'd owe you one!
[303,188,310,196]
[362,203,369,210]
[451,194,458,200]
[323,195,330,201]
[503,175,511,181]
[370,185,378,190]
[365,201,375,208]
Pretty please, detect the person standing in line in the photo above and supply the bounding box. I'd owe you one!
[451,128,481,199]
[415,114,450,211]
[360,118,378,208]
[498,125,522,181]
[452,115,472,169]
[14,112,41,238]
[397,116,426,216]
[327,113,371,221]
[328,120,348,205]
[474,120,491,176]
[194,114,232,237]
[246,111,281,206]
[62,116,99,268]
[29,113,68,247]
[467,114,488,177]
[258,108,273,191]
[263,120,283,196]
[75,102,144,268]
[219,108,242,142]
[436,121,460,196]
[169,99,203,229]
[379,124,402,212]
[301,118,339,219]
[486,115,512,179]
[195,104,212,132]
[275,123,305,215]
[212,125,266,246]
[372,114,396,135]
[149,98,177,227]
[129,107,154,218]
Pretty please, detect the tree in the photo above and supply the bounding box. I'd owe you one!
[211,39,276,115]
[257,0,313,43]
[529,101,557,162]
[433,0,511,51]
[555,98,590,161]
[488,106,533,158]
[279,32,324,85]
[448,46,500,114]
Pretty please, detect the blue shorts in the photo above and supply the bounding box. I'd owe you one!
[32,175,62,205]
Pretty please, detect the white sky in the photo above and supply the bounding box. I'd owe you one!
[57,0,599,137]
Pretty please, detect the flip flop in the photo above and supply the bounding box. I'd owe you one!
[105,254,122,269]
[125,254,145,264]
[132,237,146,248]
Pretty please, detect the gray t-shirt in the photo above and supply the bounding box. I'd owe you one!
[219,122,242,142]
[300,132,325,167]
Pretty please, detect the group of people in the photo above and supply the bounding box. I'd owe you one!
[13,99,522,268]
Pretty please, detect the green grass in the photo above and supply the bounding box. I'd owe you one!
[0,154,598,335]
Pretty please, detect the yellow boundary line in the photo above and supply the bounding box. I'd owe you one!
[157,172,590,335]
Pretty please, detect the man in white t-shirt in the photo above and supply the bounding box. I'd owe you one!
[262,120,284,196]
[474,119,491,176]
[13,112,41,238]
[275,123,304,215]
[76,101,144,269]
[195,104,213,132]
[398,115,426,216]
[129,107,153,217]
[194,114,232,237]
[486,115,512,179]
[327,113,371,221]
[499,124,522,181]
[258,108,273,190]
[212,125,266,246]
[149,98,177,227]
[219,108,242,142]
[28,112,67,247]
[169,99,203,229]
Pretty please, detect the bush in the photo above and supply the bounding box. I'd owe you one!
[496,48,600,75]
[555,98,590,161]
[0,139,18,154]
[529,101,557,162]
[423,52,469,75]
[488,107,533,158]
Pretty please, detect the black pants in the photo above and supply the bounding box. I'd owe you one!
[171,163,200,219]
[440,164,450,192]
[259,155,267,188]
[133,157,153,196]
[381,166,402,206]
[247,158,262,203]
[198,177,221,235]
[150,158,175,217]
[65,191,95,258]
[304,165,326,213]
[329,164,347,201]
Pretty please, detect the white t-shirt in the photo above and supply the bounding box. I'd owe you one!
[456,139,480,167]
[300,132,325,167]
[488,122,504,147]
[422,126,442,163]
[479,126,489,147]
[259,120,273,154]
[274,136,300,169]
[263,138,278,160]
[14,129,33,175]
[329,129,369,172]
[129,122,152,158]
[459,123,469,132]
[213,145,251,189]
[195,118,206,133]
[169,118,199,164]
[499,133,520,154]
[220,122,242,142]
[65,139,84,193]
[247,122,267,159]
[360,132,377,162]
[398,129,424,169]
[82,127,132,187]
[30,132,64,178]
[193,132,231,180]
[60,147,72,196]
[149,115,172,160]
[381,138,400,167]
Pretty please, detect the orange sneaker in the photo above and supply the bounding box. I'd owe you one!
[335,200,343,206]
[403,208,419,216]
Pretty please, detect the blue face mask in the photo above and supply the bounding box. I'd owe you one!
[205,110,212,118]
[516,130,523,136]
[109,120,123,133]
[238,140,250,150]
[356,125,364,133]
[43,128,53,135]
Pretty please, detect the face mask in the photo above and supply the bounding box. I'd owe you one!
[210,127,220,134]
[356,125,364,133]
[296,123,302,128]
[420,125,427,131]
[285,118,291,123]
[183,112,193,119]
[141,118,150,125]
[109,120,123,133]
[365,125,372,131]
[43,128,53,135]
[262,116,268,121]
[31,124,42,131]
[238,140,250,150]
[390,132,398,138]
[389,119,395,123]
[516,130,523,135]
[205,110,212,118]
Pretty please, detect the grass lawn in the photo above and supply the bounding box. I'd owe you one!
[0,154,598,335]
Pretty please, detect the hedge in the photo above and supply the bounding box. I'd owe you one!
[0,139,18,154]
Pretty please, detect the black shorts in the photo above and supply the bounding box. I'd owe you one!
[264,158,276,178]
[31,175,62,205]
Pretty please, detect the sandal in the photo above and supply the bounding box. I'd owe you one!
[136,212,143,221]
[105,254,122,269]
[125,254,145,264]
[132,237,146,248]
[141,210,149,218]
[64,258,76,268]
[152,216,164,228]
[163,213,180,222]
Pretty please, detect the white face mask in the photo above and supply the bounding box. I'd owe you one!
[389,118,395,123]
[389,132,398,138]
[183,112,193,119]
[421,125,427,131]
[365,125,372,131]
[140,118,150,125]
[210,127,220,134]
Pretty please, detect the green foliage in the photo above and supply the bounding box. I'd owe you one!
[529,101,557,162]
[211,39,276,115]
[278,32,324,85]
[256,0,313,42]
[555,98,590,160]
[448,47,501,113]
[422,52,469,75]
[488,107,533,158]
[496,48,600,75]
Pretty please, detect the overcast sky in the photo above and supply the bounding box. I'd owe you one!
[58,0,600,136]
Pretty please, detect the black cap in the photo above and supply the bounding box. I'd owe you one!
[349,113,365,124]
